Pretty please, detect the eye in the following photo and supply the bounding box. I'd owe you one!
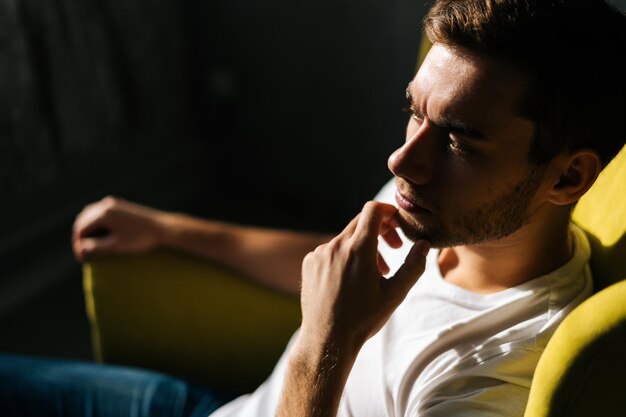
[402,107,424,123]
[446,135,472,156]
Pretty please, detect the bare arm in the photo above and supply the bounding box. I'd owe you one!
[158,212,332,295]
[276,202,429,416]
[72,196,332,296]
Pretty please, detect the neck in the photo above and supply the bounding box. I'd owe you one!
[438,208,573,294]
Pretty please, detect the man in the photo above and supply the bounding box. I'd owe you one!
[1,0,625,416]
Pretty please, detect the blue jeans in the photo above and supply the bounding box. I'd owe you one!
[0,354,237,417]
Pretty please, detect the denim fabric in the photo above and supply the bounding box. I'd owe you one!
[0,354,236,417]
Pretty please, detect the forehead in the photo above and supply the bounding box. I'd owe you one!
[409,44,532,134]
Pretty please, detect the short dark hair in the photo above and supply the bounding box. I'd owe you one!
[424,0,626,167]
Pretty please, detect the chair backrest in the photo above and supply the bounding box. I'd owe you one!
[572,148,626,290]
[524,147,626,417]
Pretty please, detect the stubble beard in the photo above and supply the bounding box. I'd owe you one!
[397,167,545,248]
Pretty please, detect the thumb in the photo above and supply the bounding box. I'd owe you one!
[384,240,430,301]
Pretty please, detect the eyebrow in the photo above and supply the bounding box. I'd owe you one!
[437,116,486,140]
[405,83,414,107]
[405,82,486,140]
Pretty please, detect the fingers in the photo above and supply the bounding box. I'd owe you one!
[72,196,119,239]
[384,239,430,300]
[313,201,402,277]
[377,252,390,275]
[72,196,119,260]
[352,202,398,249]
[77,235,118,259]
[339,213,361,238]
[72,210,105,261]
[73,210,108,241]
[380,220,403,249]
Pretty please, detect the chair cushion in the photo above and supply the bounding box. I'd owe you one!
[84,250,301,394]
[524,279,626,417]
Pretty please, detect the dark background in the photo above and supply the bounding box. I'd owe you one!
[0,0,428,359]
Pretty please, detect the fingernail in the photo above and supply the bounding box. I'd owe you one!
[420,240,431,256]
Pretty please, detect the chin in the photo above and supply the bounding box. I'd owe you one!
[396,209,464,249]
[397,210,439,246]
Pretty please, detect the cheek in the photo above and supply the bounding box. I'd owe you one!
[434,164,498,207]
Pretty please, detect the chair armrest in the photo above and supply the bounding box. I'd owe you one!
[83,250,301,393]
[524,279,626,417]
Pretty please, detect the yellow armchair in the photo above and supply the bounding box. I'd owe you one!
[83,253,300,394]
[523,148,626,417]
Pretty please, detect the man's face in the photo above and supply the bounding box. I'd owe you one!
[388,43,544,248]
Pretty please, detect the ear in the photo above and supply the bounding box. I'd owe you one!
[547,149,601,206]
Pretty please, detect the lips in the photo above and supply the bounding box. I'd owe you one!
[395,190,431,214]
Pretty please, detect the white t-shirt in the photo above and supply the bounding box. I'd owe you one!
[210,179,593,417]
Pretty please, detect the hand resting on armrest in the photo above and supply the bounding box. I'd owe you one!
[72,196,333,296]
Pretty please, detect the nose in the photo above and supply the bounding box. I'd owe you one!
[388,121,438,185]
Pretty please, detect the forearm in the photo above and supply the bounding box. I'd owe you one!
[275,202,429,416]
[157,211,333,296]
[277,337,360,417]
